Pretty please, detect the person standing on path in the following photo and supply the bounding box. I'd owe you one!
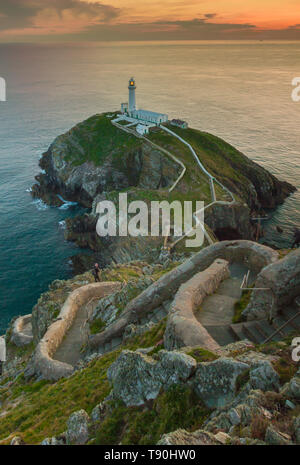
[93,263,102,282]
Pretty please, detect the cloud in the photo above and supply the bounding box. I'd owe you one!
[204,14,217,19]
[0,0,120,32]
[0,3,299,42]
[76,17,257,41]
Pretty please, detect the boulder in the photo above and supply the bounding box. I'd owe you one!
[41,435,66,446]
[91,402,108,424]
[265,426,293,445]
[66,409,90,445]
[204,389,265,433]
[249,361,280,392]
[10,436,25,445]
[157,428,223,445]
[107,350,196,407]
[293,416,300,445]
[193,358,249,408]
[243,248,300,320]
[280,368,300,400]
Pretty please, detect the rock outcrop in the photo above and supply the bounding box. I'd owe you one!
[31,113,295,262]
[106,343,284,410]
[243,248,300,320]
[193,358,249,408]
[107,350,197,406]
[32,115,180,208]
[66,410,90,445]
[157,429,224,445]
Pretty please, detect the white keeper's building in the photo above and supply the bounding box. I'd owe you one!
[121,78,168,125]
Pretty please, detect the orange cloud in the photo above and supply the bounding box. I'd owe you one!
[0,0,300,41]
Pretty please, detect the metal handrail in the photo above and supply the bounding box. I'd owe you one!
[262,310,300,345]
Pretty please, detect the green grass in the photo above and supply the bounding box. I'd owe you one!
[186,347,219,363]
[62,114,143,167]
[232,289,252,323]
[94,385,211,445]
[0,320,167,445]
[89,318,106,335]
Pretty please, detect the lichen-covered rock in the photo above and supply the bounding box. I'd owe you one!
[193,358,249,408]
[249,361,280,392]
[280,368,300,400]
[243,248,300,320]
[66,410,90,445]
[41,434,66,446]
[204,389,265,433]
[265,426,293,445]
[91,276,154,328]
[293,416,300,444]
[215,340,255,357]
[107,350,196,406]
[235,350,279,365]
[91,402,108,424]
[10,436,25,445]
[157,428,223,445]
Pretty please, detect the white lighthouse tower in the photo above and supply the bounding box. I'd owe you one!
[128,77,136,114]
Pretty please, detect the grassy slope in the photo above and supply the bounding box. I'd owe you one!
[63,114,143,167]
[58,114,249,205]
[0,325,298,445]
[0,321,166,445]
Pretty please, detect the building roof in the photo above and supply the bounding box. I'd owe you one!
[135,109,168,118]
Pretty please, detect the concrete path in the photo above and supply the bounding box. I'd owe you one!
[195,263,255,327]
[54,299,98,367]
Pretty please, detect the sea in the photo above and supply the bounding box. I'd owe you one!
[0,41,299,332]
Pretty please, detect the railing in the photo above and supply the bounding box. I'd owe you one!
[262,310,300,344]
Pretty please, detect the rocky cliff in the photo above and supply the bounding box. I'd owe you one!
[31,113,295,262]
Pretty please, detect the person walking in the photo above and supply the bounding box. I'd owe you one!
[92,263,101,282]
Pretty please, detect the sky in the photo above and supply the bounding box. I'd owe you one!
[0,0,300,42]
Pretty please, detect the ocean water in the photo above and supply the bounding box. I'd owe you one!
[0,41,299,332]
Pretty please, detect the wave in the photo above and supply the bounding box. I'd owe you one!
[32,199,49,211]
[58,220,66,229]
[57,194,78,210]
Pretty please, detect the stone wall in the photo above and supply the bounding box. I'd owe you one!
[243,248,300,321]
[164,259,229,351]
[26,282,121,381]
[10,315,33,347]
[89,241,278,350]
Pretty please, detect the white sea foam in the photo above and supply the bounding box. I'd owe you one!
[32,199,49,211]
[57,194,78,210]
[58,220,66,229]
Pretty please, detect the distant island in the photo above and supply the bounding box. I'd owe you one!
[31,96,295,266]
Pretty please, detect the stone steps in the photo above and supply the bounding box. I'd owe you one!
[228,304,300,345]
[204,301,300,347]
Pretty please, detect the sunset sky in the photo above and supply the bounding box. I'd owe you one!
[0,0,300,42]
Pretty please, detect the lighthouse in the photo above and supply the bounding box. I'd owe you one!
[128,77,136,113]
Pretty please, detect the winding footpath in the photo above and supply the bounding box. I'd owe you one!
[112,118,236,247]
